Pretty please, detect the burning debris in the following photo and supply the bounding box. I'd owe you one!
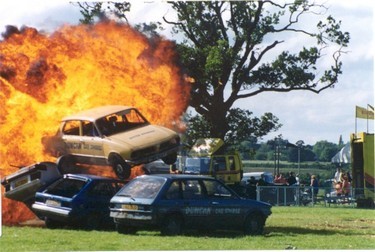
[0,21,191,225]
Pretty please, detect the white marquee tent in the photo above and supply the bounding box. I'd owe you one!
[331,142,351,164]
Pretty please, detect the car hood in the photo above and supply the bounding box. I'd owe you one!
[106,125,176,148]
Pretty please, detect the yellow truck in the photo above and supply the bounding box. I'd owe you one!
[183,138,243,185]
[351,132,374,208]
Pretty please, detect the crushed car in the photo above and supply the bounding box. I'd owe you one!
[1,162,62,206]
[109,174,272,236]
[32,173,125,230]
[43,105,180,179]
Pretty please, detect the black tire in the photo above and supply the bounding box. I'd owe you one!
[45,217,63,229]
[244,213,265,236]
[161,215,183,236]
[162,152,177,165]
[116,223,137,234]
[56,155,78,174]
[111,156,131,180]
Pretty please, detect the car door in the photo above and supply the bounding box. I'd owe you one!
[80,120,105,158]
[180,179,213,229]
[61,120,84,156]
[202,179,243,229]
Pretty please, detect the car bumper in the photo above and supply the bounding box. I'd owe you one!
[110,209,157,227]
[32,203,71,220]
[128,144,181,165]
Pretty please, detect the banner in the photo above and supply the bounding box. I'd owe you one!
[356,106,374,120]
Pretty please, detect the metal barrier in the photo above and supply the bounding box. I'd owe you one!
[256,185,358,207]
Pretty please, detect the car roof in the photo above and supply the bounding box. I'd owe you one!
[63,173,121,182]
[138,174,216,181]
[62,105,133,121]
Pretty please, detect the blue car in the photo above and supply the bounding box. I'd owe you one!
[110,174,272,235]
[32,174,125,229]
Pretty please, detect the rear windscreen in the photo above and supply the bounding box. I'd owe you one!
[45,178,87,198]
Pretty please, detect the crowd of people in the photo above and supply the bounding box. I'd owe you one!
[333,167,352,196]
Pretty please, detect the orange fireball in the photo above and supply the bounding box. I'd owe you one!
[0,21,191,225]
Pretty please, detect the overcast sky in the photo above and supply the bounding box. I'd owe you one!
[1,0,374,145]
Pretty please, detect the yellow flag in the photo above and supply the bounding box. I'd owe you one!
[356,106,374,120]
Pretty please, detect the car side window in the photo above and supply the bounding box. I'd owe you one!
[82,121,99,137]
[62,120,80,136]
[203,180,233,199]
[46,179,86,198]
[212,156,226,171]
[164,181,181,200]
[182,180,204,200]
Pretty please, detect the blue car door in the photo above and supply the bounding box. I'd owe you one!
[202,179,243,229]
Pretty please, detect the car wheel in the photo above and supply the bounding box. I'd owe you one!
[161,215,183,236]
[162,152,177,165]
[56,155,78,174]
[112,156,131,180]
[116,223,137,234]
[244,213,264,236]
[45,217,63,229]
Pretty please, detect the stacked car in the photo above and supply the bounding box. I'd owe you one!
[2,105,272,234]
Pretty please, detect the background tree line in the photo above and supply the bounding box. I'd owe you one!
[237,138,345,162]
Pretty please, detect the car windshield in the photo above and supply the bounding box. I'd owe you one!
[44,178,87,198]
[95,108,149,136]
[117,176,165,199]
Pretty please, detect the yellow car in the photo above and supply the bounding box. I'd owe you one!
[44,105,180,179]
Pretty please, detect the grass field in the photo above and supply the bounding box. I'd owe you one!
[1,206,374,250]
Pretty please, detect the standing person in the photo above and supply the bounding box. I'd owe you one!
[170,164,179,174]
[310,175,319,197]
[333,167,343,184]
[287,172,297,186]
[295,174,300,186]
[341,173,351,197]
[256,174,267,186]
[333,167,343,196]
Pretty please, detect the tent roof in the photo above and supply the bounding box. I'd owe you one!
[331,142,351,164]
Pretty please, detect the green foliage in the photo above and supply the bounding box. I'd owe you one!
[164,1,350,142]
[184,108,281,147]
[313,140,340,162]
[74,2,130,24]
[1,207,373,250]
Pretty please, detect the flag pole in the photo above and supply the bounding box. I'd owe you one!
[355,106,357,135]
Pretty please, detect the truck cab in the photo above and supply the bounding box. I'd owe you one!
[183,138,243,185]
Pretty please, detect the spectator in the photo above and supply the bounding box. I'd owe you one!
[256,174,267,186]
[333,167,343,184]
[287,172,297,186]
[274,173,287,184]
[248,176,257,186]
[310,175,319,197]
[342,173,351,196]
[346,171,352,183]
[295,174,300,186]
[246,176,257,200]
[169,164,179,174]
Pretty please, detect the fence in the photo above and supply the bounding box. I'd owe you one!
[256,185,359,207]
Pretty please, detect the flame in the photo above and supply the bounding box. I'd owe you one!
[0,21,191,225]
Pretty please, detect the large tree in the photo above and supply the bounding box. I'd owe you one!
[163,1,349,141]
[75,1,349,145]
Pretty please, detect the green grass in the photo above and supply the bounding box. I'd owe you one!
[1,207,374,250]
